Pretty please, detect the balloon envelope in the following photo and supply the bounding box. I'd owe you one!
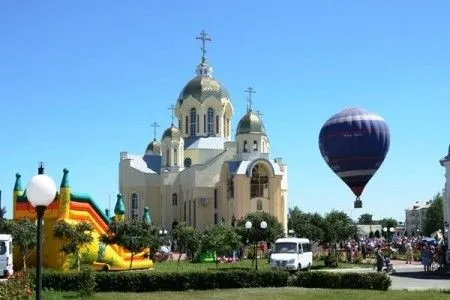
[319,108,390,198]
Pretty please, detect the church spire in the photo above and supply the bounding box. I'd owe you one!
[150,122,160,141]
[244,86,256,112]
[195,30,213,77]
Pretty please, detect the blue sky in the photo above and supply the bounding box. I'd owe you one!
[1,1,449,222]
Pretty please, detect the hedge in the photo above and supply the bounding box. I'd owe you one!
[291,271,391,291]
[40,269,391,292]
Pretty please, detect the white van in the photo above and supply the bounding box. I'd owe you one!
[0,234,13,278]
[270,237,312,271]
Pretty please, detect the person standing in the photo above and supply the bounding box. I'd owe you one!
[376,247,384,272]
[405,241,413,264]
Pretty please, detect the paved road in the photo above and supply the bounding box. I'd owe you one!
[326,260,450,290]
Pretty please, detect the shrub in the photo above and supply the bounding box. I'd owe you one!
[0,270,34,299]
[291,271,391,291]
[40,268,389,293]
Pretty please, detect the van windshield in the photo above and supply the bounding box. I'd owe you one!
[274,242,297,253]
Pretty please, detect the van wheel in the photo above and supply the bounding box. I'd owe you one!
[297,264,302,272]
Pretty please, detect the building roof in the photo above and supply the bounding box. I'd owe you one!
[406,200,432,211]
[184,136,227,150]
[162,125,181,140]
[226,159,283,176]
[125,154,160,174]
[236,111,266,135]
[146,139,161,153]
[177,75,230,105]
[440,143,450,166]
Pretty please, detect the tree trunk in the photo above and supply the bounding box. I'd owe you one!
[177,251,182,271]
[129,253,134,270]
[22,255,27,271]
[77,253,81,271]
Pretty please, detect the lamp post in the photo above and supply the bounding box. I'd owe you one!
[245,220,267,270]
[26,163,57,300]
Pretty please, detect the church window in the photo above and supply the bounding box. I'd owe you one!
[207,108,214,135]
[214,189,218,209]
[257,199,263,211]
[185,116,188,134]
[131,193,139,220]
[227,177,234,199]
[184,157,192,168]
[253,141,258,152]
[190,108,196,136]
[172,193,178,206]
[214,213,218,224]
[203,114,206,133]
[226,118,230,137]
[197,114,199,133]
[244,141,248,152]
[166,149,170,166]
[193,200,197,228]
[250,164,269,198]
[216,115,219,134]
[174,148,178,166]
[188,200,192,225]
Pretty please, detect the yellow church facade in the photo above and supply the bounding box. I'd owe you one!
[118,31,288,233]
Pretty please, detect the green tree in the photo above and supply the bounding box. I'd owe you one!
[379,218,398,229]
[100,220,157,269]
[172,222,201,267]
[236,211,284,246]
[424,193,444,236]
[53,220,94,271]
[287,206,324,244]
[374,229,381,238]
[201,224,241,268]
[236,211,283,269]
[0,218,37,270]
[358,213,373,225]
[322,210,356,246]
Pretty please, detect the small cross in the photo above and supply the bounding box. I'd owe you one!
[167,104,176,126]
[244,87,256,112]
[150,122,160,140]
[256,110,263,118]
[196,30,212,61]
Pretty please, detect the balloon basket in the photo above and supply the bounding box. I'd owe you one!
[354,199,362,208]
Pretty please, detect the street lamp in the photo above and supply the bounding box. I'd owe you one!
[245,220,267,270]
[26,163,57,300]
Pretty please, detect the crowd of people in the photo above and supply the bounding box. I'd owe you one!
[335,234,448,272]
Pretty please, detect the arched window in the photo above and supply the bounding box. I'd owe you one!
[253,140,258,152]
[203,114,206,133]
[185,116,188,134]
[172,193,178,206]
[207,108,214,135]
[166,149,170,166]
[243,141,248,152]
[174,148,178,166]
[257,199,263,210]
[190,108,196,136]
[131,193,139,219]
[250,164,269,198]
[216,115,219,134]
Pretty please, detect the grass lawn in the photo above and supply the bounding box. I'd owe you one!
[43,287,450,300]
[150,258,372,272]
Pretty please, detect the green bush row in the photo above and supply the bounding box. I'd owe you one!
[40,269,391,292]
[290,271,391,291]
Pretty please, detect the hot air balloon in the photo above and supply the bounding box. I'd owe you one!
[318,108,390,208]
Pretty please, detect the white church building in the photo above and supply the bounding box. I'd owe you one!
[118,31,288,233]
[439,144,450,264]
